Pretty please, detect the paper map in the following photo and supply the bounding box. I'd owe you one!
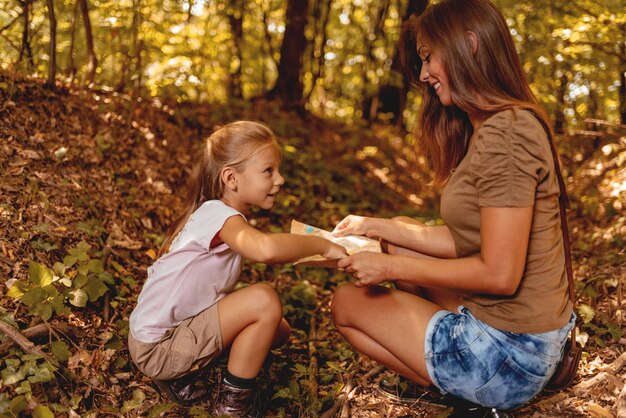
[290,220,381,267]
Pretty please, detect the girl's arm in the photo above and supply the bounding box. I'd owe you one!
[332,215,456,259]
[219,216,347,263]
[338,207,532,295]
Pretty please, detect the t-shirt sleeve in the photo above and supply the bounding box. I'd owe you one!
[190,201,245,251]
[470,110,549,207]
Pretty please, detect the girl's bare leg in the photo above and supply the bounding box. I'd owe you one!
[331,284,441,386]
[217,283,290,379]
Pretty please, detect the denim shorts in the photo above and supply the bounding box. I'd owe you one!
[424,306,575,410]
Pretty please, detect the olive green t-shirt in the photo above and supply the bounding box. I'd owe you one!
[440,108,572,333]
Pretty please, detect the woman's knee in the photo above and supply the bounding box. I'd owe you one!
[247,283,283,323]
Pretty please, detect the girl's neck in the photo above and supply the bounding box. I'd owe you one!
[220,195,250,215]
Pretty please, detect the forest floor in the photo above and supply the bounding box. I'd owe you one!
[0,72,625,417]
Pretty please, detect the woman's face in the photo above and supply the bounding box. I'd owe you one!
[417,43,453,106]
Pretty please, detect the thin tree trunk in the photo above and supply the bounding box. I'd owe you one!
[66,0,79,81]
[554,73,568,134]
[226,0,244,99]
[46,0,57,85]
[305,0,332,102]
[261,1,278,94]
[619,38,626,125]
[266,0,309,111]
[79,0,97,86]
[361,0,390,122]
[374,0,429,127]
[18,0,35,68]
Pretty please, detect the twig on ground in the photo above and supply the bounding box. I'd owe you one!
[0,321,47,357]
[617,380,626,418]
[360,364,385,383]
[309,312,318,403]
[573,351,626,396]
[320,376,356,418]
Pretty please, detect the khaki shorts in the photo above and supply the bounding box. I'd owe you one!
[128,303,223,380]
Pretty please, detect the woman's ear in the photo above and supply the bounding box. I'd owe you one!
[466,31,478,55]
[221,167,238,192]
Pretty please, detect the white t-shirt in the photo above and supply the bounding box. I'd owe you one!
[130,200,245,343]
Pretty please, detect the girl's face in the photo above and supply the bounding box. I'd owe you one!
[231,144,284,213]
[417,43,453,106]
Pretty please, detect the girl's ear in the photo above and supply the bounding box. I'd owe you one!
[221,167,238,192]
[466,31,478,55]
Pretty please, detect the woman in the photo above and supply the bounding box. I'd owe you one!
[330,0,574,410]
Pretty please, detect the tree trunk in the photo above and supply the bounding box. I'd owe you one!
[18,0,35,68]
[361,0,390,122]
[46,0,57,86]
[619,39,626,125]
[66,0,79,81]
[372,0,429,127]
[226,0,244,99]
[79,0,98,86]
[305,0,332,102]
[266,0,309,110]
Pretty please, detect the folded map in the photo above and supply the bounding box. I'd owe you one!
[290,220,381,267]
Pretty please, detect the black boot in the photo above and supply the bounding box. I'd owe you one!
[154,371,210,407]
[211,373,262,418]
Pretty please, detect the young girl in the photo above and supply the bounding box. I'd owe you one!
[330,0,575,412]
[128,121,346,416]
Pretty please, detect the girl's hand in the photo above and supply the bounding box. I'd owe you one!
[332,215,374,237]
[324,241,348,260]
[337,252,391,287]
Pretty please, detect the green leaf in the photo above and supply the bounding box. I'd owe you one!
[15,380,31,395]
[87,259,104,273]
[9,396,27,414]
[20,288,47,307]
[37,303,53,321]
[73,274,89,288]
[63,255,78,267]
[121,390,146,414]
[1,365,26,385]
[32,405,55,418]
[84,279,108,302]
[147,403,175,417]
[27,364,55,384]
[578,304,595,324]
[6,281,29,299]
[51,341,72,362]
[104,334,122,350]
[68,289,88,307]
[28,262,53,287]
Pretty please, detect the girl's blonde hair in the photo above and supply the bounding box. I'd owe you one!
[159,121,278,256]
[400,0,553,182]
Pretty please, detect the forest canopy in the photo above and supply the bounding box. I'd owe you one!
[0,0,625,127]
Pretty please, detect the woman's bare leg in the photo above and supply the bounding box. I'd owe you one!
[385,216,463,310]
[217,283,289,379]
[331,283,443,386]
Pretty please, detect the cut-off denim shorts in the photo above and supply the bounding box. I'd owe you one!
[424,306,576,410]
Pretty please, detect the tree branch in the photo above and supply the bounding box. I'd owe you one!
[0,321,46,357]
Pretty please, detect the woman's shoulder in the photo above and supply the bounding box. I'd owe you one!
[480,108,546,139]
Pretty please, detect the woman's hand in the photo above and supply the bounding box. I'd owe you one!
[332,215,375,237]
[324,241,349,260]
[337,252,392,287]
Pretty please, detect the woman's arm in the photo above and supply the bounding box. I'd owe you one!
[332,215,456,259]
[338,207,532,295]
[220,216,347,263]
